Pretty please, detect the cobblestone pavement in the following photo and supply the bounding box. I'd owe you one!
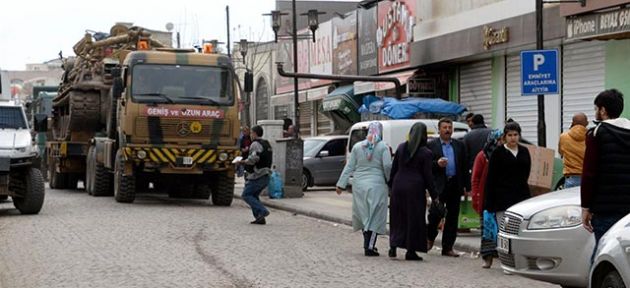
[0,188,559,288]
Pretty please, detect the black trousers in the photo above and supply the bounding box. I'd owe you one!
[427,178,461,252]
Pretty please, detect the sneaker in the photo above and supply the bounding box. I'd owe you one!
[405,252,423,261]
[250,217,266,225]
[364,249,380,257]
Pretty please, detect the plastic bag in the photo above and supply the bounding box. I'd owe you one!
[482,210,498,242]
[268,171,284,199]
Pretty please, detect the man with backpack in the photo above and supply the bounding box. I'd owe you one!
[238,125,273,224]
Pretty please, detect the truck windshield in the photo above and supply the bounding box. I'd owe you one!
[131,64,233,106]
[0,106,27,129]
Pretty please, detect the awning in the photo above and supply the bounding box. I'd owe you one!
[306,86,330,101]
[270,91,307,106]
[322,85,361,124]
[353,70,416,95]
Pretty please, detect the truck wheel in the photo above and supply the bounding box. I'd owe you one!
[211,172,234,206]
[114,150,135,203]
[192,184,212,199]
[12,168,45,215]
[87,146,113,197]
[49,161,67,190]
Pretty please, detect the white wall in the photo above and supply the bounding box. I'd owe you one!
[415,0,535,42]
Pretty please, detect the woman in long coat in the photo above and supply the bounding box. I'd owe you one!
[388,122,437,261]
[337,122,392,256]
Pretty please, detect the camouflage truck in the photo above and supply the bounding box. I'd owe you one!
[48,24,240,205]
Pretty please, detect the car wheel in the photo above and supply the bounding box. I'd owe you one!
[599,270,625,288]
[302,170,310,192]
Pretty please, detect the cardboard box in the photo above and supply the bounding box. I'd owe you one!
[524,144,555,196]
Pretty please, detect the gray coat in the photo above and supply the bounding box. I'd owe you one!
[463,125,492,170]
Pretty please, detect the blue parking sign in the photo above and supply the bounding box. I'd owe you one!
[521,49,559,96]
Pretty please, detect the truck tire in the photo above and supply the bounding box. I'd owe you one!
[49,161,67,190]
[114,150,135,203]
[211,172,234,206]
[12,168,45,215]
[192,184,211,199]
[87,146,113,196]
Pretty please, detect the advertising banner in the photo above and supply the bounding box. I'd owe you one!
[275,29,311,94]
[358,6,378,76]
[309,21,333,87]
[377,0,415,73]
[332,11,358,75]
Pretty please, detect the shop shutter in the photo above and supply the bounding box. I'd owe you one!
[316,100,332,135]
[299,102,312,136]
[506,55,539,144]
[562,41,605,131]
[459,60,493,124]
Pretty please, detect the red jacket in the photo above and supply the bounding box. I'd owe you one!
[471,151,488,214]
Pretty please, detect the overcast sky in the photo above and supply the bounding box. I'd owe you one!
[0,0,276,70]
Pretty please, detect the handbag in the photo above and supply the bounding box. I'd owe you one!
[482,210,498,242]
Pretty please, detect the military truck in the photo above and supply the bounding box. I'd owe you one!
[47,24,240,205]
[30,89,57,179]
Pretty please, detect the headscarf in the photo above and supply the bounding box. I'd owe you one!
[482,129,503,159]
[407,122,428,162]
[364,122,383,161]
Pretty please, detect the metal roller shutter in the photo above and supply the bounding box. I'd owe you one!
[316,100,332,135]
[459,60,493,124]
[562,41,605,131]
[506,55,538,144]
[299,102,312,136]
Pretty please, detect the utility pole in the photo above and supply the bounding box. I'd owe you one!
[536,0,546,147]
[226,6,231,58]
[292,0,300,139]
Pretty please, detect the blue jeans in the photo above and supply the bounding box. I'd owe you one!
[242,175,270,218]
[590,214,624,263]
[564,175,581,188]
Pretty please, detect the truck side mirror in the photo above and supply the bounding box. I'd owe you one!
[34,114,48,132]
[112,77,123,99]
[244,71,253,93]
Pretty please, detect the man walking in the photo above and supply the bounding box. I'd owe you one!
[427,118,470,257]
[463,114,492,171]
[582,89,630,245]
[558,113,588,188]
[239,125,273,224]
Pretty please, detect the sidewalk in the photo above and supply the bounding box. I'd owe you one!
[235,178,481,254]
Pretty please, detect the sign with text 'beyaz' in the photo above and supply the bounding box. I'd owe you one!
[520,49,559,96]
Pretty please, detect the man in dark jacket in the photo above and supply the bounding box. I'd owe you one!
[581,89,630,246]
[238,125,273,224]
[427,118,470,257]
[463,114,492,171]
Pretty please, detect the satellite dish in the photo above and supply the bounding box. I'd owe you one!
[165,22,174,31]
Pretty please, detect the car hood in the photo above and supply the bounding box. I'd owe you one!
[507,187,581,219]
[0,129,31,149]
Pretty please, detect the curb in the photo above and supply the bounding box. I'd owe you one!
[234,192,480,254]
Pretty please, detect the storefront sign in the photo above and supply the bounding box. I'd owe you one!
[358,6,378,76]
[333,11,358,75]
[310,21,333,87]
[566,7,630,40]
[408,78,436,96]
[482,26,509,50]
[377,0,415,73]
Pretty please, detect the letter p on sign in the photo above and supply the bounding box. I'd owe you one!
[533,54,545,71]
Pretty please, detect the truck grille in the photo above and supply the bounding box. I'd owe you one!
[134,117,231,138]
[499,213,523,236]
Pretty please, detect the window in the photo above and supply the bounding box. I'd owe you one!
[322,139,347,157]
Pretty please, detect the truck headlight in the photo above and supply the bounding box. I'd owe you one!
[528,205,582,230]
[219,152,229,161]
[136,150,147,159]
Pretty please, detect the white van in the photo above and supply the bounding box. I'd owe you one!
[346,119,470,156]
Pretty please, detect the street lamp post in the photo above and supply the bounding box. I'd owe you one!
[238,39,253,128]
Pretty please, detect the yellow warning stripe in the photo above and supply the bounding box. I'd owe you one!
[187,149,196,156]
[192,149,205,160]
[161,148,176,162]
[206,154,217,164]
[198,150,214,163]
[152,149,170,163]
[147,149,160,162]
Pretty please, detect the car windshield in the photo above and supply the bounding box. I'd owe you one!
[303,139,327,157]
[131,64,233,105]
[0,106,27,129]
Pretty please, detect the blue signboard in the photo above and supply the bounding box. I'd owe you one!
[521,49,559,96]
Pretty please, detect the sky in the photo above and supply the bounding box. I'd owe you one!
[0,0,277,70]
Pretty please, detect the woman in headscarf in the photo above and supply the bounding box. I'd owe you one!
[337,122,392,256]
[471,129,503,268]
[388,122,437,261]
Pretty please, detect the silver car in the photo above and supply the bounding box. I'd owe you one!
[498,187,594,287]
[590,213,630,288]
[302,135,348,191]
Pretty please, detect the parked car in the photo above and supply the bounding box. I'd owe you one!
[590,213,630,288]
[498,187,594,287]
[302,135,348,191]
